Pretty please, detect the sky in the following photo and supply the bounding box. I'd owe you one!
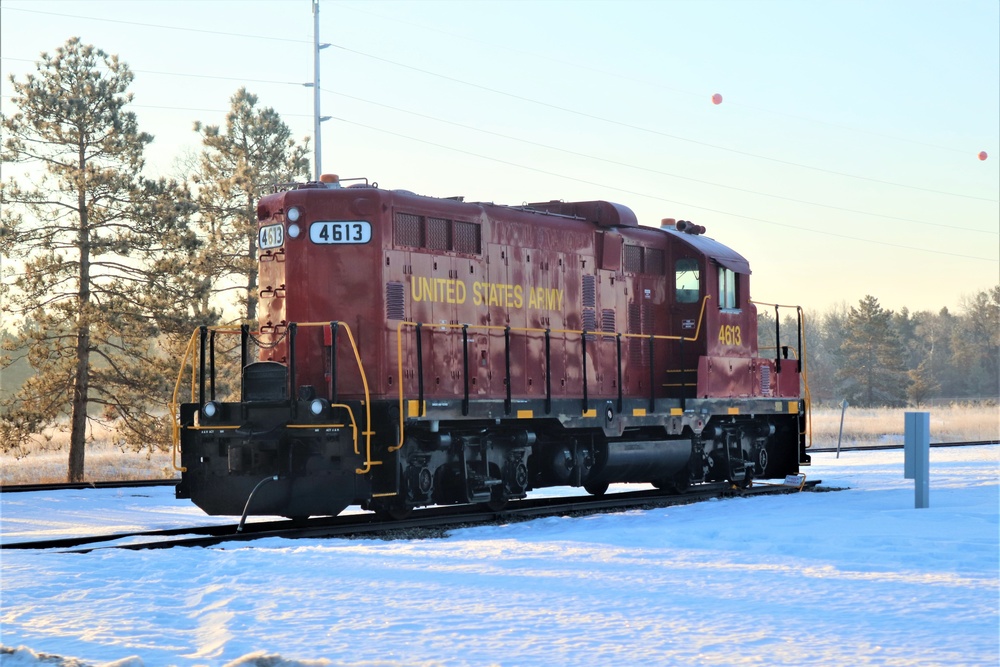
[1,0,998,316]
[2,445,998,664]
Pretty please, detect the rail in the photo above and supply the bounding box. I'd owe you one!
[752,301,812,448]
[394,295,712,450]
[169,321,379,476]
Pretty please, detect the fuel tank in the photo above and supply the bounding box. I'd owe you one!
[585,438,693,486]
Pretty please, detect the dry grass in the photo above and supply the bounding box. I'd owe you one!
[2,404,997,484]
[0,423,177,485]
[808,402,999,448]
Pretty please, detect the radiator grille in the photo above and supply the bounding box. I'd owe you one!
[394,213,423,247]
[453,220,481,254]
[624,244,643,274]
[427,217,450,251]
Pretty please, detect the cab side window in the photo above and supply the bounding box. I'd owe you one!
[718,266,738,310]
[675,258,700,303]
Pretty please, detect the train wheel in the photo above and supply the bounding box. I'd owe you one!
[584,482,609,496]
[654,470,691,494]
[484,490,509,512]
[372,498,413,521]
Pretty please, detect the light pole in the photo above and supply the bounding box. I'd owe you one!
[308,0,331,180]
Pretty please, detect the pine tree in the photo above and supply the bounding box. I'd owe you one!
[836,295,909,407]
[192,88,310,325]
[951,285,1000,398]
[0,38,201,481]
[805,302,850,403]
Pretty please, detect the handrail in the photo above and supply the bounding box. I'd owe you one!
[169,328,202,472]
[169,321,379,476]
[274,321,378,474]
[394,295,712,450]
[751,300,812,449]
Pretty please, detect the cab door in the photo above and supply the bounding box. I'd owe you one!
[668,254,705,398]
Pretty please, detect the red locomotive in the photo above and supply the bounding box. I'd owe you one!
[173,175,811,519]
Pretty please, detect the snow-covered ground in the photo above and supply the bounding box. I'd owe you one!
[1,446,997,667]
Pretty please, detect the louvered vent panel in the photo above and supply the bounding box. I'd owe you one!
[582,308,597,340]
[386,282,406,320]
[628,303,643,364]
[582,275,596,308]
[643,303,654,333]
[601,309,616,333]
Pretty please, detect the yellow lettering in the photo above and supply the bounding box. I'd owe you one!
[525,287,564,311]
[411,277,468,305]
[411,276,427,302]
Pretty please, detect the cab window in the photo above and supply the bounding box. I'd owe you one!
[718,266,738,309]
[675,258,700,303]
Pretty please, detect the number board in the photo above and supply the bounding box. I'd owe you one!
[310,221,372,245]
[259,224,284,249]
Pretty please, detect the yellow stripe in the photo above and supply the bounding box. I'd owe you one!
[789,401,799,414]
[582,409,597,418]
[517,409,534,419]
[632,408,647,417]
[670,408,683,416]
[407,400,424,417]
[728,407,740,415]
[287,423,345,429]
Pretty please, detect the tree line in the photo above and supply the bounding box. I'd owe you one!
[1,39,997,481]
[759,290,999,408]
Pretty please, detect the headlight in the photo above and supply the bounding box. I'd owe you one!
[287,223,301,238]
[286,206,301,222]
[201,401,221,420]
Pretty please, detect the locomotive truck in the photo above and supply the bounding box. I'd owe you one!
[173,175,811,519]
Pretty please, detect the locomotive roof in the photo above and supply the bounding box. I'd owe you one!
[268,178,751,273]
[661,227,751,274]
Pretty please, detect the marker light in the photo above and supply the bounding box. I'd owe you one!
[310,398,329,416]
[287,223,301,238]
[286,206,302,222]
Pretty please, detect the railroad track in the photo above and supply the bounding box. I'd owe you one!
[808,438,998,453]
[2,480,821,553]
[0,478,179,493]
[2,440,995,494]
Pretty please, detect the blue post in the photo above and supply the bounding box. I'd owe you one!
[904,412,930,509]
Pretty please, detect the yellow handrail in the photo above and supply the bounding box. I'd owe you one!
[750,301,812,449]
[394,295,711,450]
[169,328,201,472]
[169,320,380,475]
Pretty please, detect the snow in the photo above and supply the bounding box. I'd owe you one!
[2,446,998,667]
